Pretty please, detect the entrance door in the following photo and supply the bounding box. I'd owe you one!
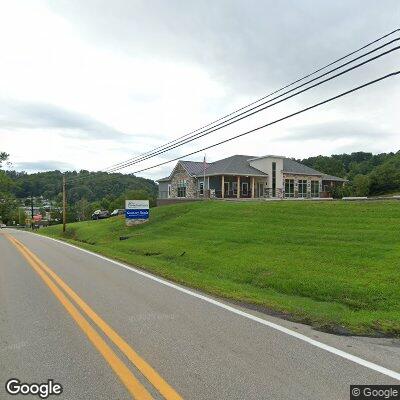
[258,183,264,197]
[224,182,230,197]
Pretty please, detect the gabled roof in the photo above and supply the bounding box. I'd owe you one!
[157,155,345,182]
[196,155,267,177]
[156,160,209,182]
[282,158,323,176]
[180,160,210,176]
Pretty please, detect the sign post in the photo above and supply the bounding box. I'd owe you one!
[125,200,149,226]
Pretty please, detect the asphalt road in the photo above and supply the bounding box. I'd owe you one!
[1,229,399,399]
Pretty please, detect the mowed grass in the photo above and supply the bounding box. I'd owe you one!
[39,200,400,336]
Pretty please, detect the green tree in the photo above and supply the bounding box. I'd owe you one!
[19,207,27,225]
[0,152,17,224]
[369,156,400,195]
[0,152,9,168]
[352,175,370,196]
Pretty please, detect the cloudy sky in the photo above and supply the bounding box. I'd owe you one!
[1,0,399,179]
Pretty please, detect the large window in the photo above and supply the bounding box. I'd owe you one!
[232,182,238,195]
[311,180,319,197]
[177,179,187,198]
[298,179,307,198]
[272,162,276,197]
[285,179,294,198]
[242,182,249,195]
[199,181,204,195]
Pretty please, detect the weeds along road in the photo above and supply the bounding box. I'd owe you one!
[1,229,399,399]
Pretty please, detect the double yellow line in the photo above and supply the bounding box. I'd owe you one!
[5,233,182,400]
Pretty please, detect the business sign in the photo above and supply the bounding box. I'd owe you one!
[125,200,149,220]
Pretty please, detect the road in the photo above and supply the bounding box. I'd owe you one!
[1,229,399,399]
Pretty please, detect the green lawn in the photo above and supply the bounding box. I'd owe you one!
[38,200,400,336]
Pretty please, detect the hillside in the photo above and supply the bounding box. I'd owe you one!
[38,200,400,337]
[6,169,157,201]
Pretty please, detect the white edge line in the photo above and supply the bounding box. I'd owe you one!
[12,229,400,381]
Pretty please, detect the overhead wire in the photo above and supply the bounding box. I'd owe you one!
[102,29,400,173]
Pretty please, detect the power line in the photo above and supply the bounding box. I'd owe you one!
[103,41,399,174]
[68,41,400,184]
[102,29,399,172]
[126,71,399,176]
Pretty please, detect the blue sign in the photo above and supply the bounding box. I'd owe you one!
[125,209,149,219]
[125,200,149,220]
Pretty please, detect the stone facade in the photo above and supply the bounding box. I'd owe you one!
[169,163,197,198]
[282,174,322,198]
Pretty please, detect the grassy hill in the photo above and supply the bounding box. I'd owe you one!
[38,200,400,337]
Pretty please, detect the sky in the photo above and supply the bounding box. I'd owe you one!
[0,0,399,180]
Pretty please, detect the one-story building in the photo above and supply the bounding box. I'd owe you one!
[157,155,346,200]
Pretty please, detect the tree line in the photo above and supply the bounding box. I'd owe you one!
[300,151,400,197]
[1,150,399,224]
[0,152,158,224]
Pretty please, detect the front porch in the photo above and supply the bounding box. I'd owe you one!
[205,175,268,199]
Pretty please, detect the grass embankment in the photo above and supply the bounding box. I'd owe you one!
[39,201,400,336]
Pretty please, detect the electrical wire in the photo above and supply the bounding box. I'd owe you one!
[102,29,399,172]
[103,41,399,174]
[127,71,399,175]
[67,41,399,184]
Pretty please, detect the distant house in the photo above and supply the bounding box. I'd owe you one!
[157,155,346,200]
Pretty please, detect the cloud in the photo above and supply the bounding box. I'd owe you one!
[0,99,129,140]
[48,0,400,95]
[13,160,75,172]
[1,1,399,177]
[278,120,395,142]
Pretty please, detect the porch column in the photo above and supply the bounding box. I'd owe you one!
[251,177,255,198]
[221,175,224,198]
[237,176,240,198]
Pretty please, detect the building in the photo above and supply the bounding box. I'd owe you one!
[157,155,346,200]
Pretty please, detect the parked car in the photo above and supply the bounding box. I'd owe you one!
[0,223,6,229]
[91,210,110,220]
[110,209,125,217]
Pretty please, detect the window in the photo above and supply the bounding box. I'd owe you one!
[242,182,249,195]
[177,179,187,198]
[168,184,171,198]
[199,181,204,195]
[311,180,319,197]
[285,179,294,198]
[232,182,238,195]
[298,179,307,198]
[224,182,230,196]
[272,162,276,197]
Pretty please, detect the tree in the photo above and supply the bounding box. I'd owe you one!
[0,152,9,168]
[369,156,400,195]
[18,208,27,225]
[352,175,370,196]
[0,152,17,224]
[75,198,93,221]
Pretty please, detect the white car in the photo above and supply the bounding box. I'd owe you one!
[0,224,6,228]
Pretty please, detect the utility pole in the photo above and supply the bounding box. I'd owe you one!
[31,194,34,230]
[62,176,66,233]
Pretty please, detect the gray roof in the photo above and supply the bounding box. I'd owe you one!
[282,158,323,176]
[197,155,267,177]
[158,155,345,182]
[157,176,170,182]
[156,160,209,182]
[180,160,210,176]
[321,174,347,182]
